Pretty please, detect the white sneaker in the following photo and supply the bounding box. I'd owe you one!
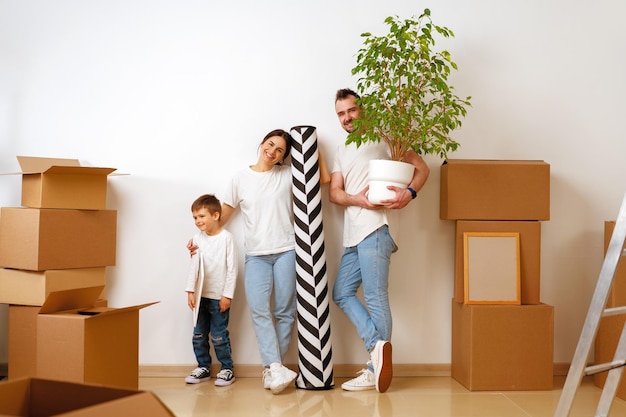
[341,368,375,391]
[262,368,271,389]
[371,340,393,393]
[269,362,297,394]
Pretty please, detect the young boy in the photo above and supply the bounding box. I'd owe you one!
[184,194,237,386]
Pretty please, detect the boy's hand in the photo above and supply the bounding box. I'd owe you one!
[187,292,196,310]
[187,239,199,257]
[219,296,231,313]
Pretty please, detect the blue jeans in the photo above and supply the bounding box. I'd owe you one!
[192,297,233,370]
[244,249,297,367]
[332,225,395,353]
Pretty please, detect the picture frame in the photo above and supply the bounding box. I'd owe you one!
[463,232,521,305]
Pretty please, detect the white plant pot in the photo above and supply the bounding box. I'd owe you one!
[367,159,415,204]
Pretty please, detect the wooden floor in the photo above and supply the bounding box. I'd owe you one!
[139,375,626,417]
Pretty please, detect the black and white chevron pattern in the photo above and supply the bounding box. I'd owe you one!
[290,125,334,390]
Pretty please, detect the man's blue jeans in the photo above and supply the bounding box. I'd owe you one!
[333,225,395,353]
[245,249,297,367]
[192,297,233,370]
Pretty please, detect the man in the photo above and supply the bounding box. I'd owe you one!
[329,88,430,393]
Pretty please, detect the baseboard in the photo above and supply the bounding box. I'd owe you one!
[0,362,572,379]
[138,363,572,378]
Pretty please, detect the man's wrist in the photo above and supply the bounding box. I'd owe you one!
[407,187,417,199]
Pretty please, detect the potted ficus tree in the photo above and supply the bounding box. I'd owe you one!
[348,8,471,204]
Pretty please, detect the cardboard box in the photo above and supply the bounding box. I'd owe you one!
[0,207,116,271]
[0,377,175,416]
[7,305,39,380]
[33,287,156,390]
[451,300,553,390]
[604,221,626,308]
[1,156,117,210]
[455,221,541,305]
[0,267,106,306]
[8,298,110,381]
[440,159,550,221]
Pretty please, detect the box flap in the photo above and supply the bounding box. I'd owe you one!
[86,302,159,318]
[39,286,105,314]
[17,156,81,172]
[44,166,117,176]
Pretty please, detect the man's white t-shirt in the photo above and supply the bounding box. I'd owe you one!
[332,141,398,248]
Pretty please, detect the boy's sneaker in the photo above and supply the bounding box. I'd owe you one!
[262,368,272,389]
[341,368,375,391]
[269,362,297,394]
[371,340,393,393]
[214,369,235,386]
[185,367,211,384]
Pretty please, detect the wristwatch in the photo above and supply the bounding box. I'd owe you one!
[407,187,417,199]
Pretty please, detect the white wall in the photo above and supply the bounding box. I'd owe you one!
[1,0,625,368]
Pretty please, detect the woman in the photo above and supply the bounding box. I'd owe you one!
[188,129,297,394]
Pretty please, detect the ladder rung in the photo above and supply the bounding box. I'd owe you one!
[585,360,626,376]
[603,306,626,317]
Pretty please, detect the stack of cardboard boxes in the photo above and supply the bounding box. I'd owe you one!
[0,156,154,391]
[440,159,554,391]
[594,221,626,398]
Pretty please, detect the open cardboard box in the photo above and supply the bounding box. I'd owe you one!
[0,267,106,306]
[0,156,117,210]
[25,286,157,390]
[0,377,174,416]
[0,207,117,271]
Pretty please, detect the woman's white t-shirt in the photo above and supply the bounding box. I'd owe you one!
[222,164,295,256]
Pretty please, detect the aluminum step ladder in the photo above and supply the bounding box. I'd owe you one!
[554,192,626,417]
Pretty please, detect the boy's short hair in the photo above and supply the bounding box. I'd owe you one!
[191,194,221,214]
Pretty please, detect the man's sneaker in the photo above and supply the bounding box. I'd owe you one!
[341,368,375,391]
[262,368,272,389]
[184,367,211,384]
[269,362,297,394]
[371,340,393,393]
[214,369,235,386]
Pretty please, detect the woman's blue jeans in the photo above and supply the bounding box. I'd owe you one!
[244,249,297,367]
[332,225,395,352]
[192,297,233,370]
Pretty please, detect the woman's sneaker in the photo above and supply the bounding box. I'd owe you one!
[269,362,297,394]
[185,367,211,384]
[214,369,236,386]
[341,368,375,391]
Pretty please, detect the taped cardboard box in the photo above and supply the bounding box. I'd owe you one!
[451,300,553,390]
[440,159,550,221]
[0,156,116,210]
[0,207,116,271]
[455,221,541,305]
[12,286,157,390]
[0,378,175,416]
[0,267,106,306]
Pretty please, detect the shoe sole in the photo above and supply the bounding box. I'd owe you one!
[214,377,235,387]
[341,383,375,391]
[185,377,210,384]
[375,341,393,393]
